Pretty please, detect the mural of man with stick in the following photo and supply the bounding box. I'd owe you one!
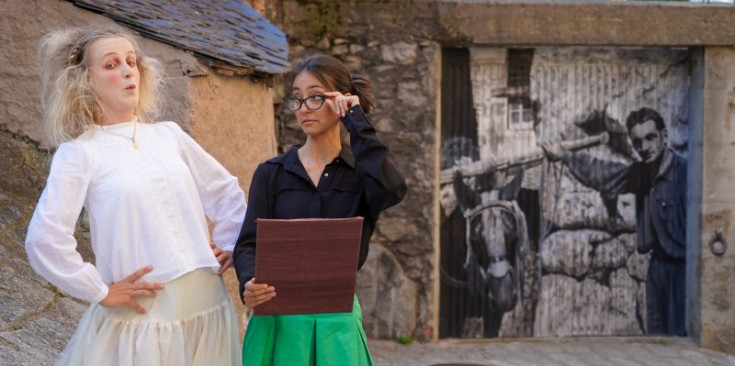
[542,107,687,336]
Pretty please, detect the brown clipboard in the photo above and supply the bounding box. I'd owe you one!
[253,217,364,316]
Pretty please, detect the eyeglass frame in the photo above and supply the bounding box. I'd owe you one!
[282,94,329,111]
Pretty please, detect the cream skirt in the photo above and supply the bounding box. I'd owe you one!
[55,268,241,366]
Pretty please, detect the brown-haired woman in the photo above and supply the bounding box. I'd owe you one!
[233,54,407,365]
[25,26,245,365]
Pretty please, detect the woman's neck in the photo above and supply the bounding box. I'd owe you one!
[97,110,136,126]
[300,132,342,168]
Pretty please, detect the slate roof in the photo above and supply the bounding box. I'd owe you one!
[67,0,289,75]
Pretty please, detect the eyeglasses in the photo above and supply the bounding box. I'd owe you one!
[283,94,328,111]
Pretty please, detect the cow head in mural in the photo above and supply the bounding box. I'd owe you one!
[452,170,529,314]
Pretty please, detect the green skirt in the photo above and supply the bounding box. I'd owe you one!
[242,295,373,366]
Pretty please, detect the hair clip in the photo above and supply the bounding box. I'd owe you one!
[66,47,80,67]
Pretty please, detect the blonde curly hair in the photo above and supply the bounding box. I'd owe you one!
[39,26,163,146]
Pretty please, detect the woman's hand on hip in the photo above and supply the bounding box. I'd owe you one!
[210,242,233,275]
[99,265,164,314]
[324,91,359,118]
[243,278,276,308]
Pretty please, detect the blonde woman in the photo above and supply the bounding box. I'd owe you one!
[25,26,245,365]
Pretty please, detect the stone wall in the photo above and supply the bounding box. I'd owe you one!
[2,0,734,355]
[277,0,443,341]
[0,127,88,365]
[699,46,735,354]
[271,0,735,344]
[535,178,646,336]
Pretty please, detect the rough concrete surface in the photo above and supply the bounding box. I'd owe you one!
[368,336,735,366]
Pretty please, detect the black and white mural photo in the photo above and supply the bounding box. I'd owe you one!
[439,47,690,338]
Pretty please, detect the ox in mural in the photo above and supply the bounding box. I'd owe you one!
[441,161,530,338]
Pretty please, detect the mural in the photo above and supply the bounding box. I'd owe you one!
[439,47,690,338]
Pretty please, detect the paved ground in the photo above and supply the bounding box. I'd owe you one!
[368,337,735,366]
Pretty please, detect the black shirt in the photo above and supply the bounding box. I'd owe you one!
[233,105,407,301]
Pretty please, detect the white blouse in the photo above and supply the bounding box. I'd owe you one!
[25,121,246,304]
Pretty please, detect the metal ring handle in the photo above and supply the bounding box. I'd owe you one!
[709,227,728,257]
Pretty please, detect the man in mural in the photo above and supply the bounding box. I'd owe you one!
[542,107,687,336]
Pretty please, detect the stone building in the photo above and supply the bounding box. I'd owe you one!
[2,0,735,363]
[0,0,286,363]
[266,0,735,354]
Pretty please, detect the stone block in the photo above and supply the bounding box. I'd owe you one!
[344,55,364,72]
[316,37,330,50]
[544,186,635,233]
[380,42,418,65]
[608,268,643,335]
[397,81,427,108]
[534,270,642,337]
[379,217,419,244]
[590,234,632,276]
[350,44,365,54]
[534,274,608,336]
[356,245,418,339]
[541,229,611,278]
[331,44,349,56]
[626,250,650,282]
[0,265,55,329]
[0,129,50,198]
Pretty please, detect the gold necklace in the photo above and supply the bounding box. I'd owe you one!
[100,120,139,149]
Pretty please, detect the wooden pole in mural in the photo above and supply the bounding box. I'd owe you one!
[439,132,609,184]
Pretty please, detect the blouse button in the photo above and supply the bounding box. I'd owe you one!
[324,173,329,177]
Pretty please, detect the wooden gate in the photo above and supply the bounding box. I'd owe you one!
[439,46,690,338]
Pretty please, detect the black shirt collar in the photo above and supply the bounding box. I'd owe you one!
[269,144,356,170]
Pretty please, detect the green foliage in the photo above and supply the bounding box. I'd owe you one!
[396,335,413,345]
[297,0,342,39]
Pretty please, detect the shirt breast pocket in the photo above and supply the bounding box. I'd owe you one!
[655,193,685,244]
[330,178,361,194]
[272,179,314,217]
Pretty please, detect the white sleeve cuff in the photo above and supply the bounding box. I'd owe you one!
[90,285,110,304]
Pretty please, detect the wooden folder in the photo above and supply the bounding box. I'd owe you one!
[253,217,364,316]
